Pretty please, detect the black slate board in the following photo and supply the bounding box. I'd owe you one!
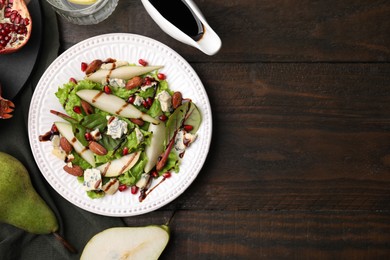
[0,0,43,100]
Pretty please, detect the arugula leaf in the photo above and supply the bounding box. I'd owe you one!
[100,134,124,151]
[80,114,107,132]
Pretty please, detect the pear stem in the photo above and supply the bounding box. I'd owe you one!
[53,232,78,254]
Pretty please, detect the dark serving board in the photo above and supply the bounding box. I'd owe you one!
[0,0,43,100]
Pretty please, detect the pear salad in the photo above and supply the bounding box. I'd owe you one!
[39,58,201,201]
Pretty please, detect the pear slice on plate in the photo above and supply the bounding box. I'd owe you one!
[81,226,170,260]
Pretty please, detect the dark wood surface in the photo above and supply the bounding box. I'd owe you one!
[58,0,390,258]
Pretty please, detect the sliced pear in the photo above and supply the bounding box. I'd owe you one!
[144,121,166,173]
[85,65,163,83]
[97,152,141,177]
[54,122,95,167]
[76,89,159,124]
[80,226,170,260]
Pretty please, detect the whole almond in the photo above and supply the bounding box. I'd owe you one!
[89,141,108,155]
[172,91,183,109]
[125,76,143,90]
[81,100,94,115]
[63,165,83,176]
[130,118,145,126]
[60,137,73,154]
[85,59,103,75]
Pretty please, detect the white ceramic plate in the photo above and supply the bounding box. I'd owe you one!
[28,33,212,217]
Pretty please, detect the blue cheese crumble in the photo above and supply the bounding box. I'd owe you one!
[83,168,102,191]
[106,116,128,139]
[156,90,172,112]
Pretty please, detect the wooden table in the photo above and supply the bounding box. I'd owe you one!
[58,0,390,258]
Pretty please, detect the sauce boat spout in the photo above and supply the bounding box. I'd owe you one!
[141,0,222,56]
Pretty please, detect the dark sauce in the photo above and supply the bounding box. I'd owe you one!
[149,0,204,41]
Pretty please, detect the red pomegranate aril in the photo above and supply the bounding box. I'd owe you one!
[146,97,153,107]
[157,73,166,80]
[51,124,59,134]
[163,172,171,178]
[81,62,88,72]
[69,77,77,84]
[131,186,139,194]
[138,59,148,66]
[151,170,159,178]
[127,95,135,104]
[118,184,127,192]
[84,132,93,141]
[158,114,168,122]
[142,100,150,109]
[73,106,82,114]
[144,77,152,86]
[122,147,129,155]
[104,85,111,94]
[183,125,193,131]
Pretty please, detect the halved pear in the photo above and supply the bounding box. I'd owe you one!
[85,65,163,83]
[54,122,95,167]
[76,89,159,124]
[80,226,170,260]
[97,152,141,177]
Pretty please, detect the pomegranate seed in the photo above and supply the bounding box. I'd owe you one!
[104,85,112,94]
[183,125,193,131]
[69,77,77,84]
[51,124,59,134]
[118,184,127,192]
[157,73,166,80]
[146,97,153,107]
[127,95,135,104]
[142,100,150,109]
[131,186,139,194]
[122,147,129,155]
[158,114,168,121]
[81,62,88,72]
[151,170,159,178]
[84,132,93,141]
[73,106,82,114]
[163,172,171,178]
[138,59,148,66]
[144,77,152,85]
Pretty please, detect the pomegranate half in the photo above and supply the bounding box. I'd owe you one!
[0,0,32,54]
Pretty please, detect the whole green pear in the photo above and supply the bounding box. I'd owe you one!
[0,151,58,234]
